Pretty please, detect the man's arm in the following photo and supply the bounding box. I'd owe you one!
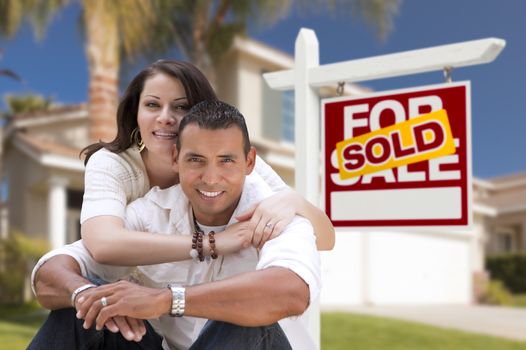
[185,267,309,326]
[34,254,147,341]
[79,266,309,330]
[34,254,92,310]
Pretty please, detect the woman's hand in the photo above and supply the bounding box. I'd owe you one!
[213,221,254,255]
[236,188,299,250]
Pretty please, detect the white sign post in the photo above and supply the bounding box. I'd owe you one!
[264,28,505,349]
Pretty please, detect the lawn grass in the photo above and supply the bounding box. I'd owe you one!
[2,306,526,350]
[0,303,47,350]
[511,294,526,308]
[321,312,526,350]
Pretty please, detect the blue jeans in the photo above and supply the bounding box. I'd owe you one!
[26,308,163,350]
[190,319,292,350]
[27,308,292,350]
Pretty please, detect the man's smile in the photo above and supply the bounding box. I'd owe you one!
[197,189,224,198]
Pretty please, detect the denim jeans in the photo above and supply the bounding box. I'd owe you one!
[190,319,292,350]
[26,308,163,350]
[27,308,292,350]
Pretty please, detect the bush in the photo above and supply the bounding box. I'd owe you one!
[0,232,49,305]
[486,254,526,293]
[480,280,512,306]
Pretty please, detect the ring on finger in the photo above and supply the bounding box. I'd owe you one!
[100,296,108,307]
[265,222,273,230]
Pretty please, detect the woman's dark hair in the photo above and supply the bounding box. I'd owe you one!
[81,60,217,164]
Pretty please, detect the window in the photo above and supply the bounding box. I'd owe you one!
[261,70,295,143]
[494,227,518,253]
[67,189,83,242]
[282,90,294,142]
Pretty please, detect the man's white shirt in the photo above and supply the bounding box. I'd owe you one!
[32,172,321,350]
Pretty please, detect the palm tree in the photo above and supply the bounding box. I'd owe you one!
[0,0,400,141]
[3,94,54,115]
[0,49,21,82]
[161,0,401,83]
[0,0,180,142]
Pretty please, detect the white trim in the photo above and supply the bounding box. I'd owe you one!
[41,154,85,172]
[233,37,294,68]
[474,176,526,191]
[265,152,295,170]
[473,203,498,217]
[265,37,505,90]
[13,109,88,129]
[12,137,84,172]
[473,203,526,217]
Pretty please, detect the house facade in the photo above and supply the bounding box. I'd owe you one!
[1,37,523,305]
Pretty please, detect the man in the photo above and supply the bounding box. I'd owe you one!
[30,100,320,349]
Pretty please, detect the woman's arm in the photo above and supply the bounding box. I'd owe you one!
[251,156,336,250]
[82,216,255,265]
[81,149,253,265]
[237,189,335,250]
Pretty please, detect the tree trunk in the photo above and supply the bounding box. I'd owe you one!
[84,0,120,143]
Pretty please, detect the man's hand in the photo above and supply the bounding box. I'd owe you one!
[75,280,169,337]
[104,316,146,342]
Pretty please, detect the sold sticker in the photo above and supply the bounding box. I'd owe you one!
[335,109,455,179]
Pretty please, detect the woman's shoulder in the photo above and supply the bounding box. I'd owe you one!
[86,147,145,173]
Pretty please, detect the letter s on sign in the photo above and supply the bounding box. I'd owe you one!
[330,149,361,186]
[342,143,365,171]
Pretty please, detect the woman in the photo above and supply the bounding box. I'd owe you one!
[80,59,334,266]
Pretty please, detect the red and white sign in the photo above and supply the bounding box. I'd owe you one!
[322,82,472,229]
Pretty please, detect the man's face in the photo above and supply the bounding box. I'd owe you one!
[174,124,255,226]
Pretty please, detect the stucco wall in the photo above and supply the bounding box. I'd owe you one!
[321,231,474,306]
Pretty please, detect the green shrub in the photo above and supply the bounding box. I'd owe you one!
[480,280,512,306]
[0,232,49,305]
[486,254,526,293]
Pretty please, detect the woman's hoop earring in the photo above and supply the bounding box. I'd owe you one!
[130,127,145,152]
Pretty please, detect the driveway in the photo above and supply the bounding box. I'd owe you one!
[322,305,526,341]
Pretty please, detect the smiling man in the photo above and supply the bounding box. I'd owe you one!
[30,100,321,350]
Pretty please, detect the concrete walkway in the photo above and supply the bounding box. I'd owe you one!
[322,305,526,342]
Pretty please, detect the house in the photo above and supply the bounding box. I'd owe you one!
[473,173,526,255]
[1,36,523,306]
[0,36,367,249]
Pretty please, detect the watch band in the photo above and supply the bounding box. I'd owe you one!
[168,284,185,317]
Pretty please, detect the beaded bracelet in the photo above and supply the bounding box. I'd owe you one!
[208,231,218,260]
[197,231,204,262]
[190,230,205,261]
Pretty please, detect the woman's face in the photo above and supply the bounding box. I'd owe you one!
[137,73,189,159]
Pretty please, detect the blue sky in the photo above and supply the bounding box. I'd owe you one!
[1,1,524,179]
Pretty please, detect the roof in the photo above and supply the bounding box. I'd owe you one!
[12,103,88,121]
[14,132,82,159]
[11,132,85,172]
[4,105,88,172]
[473,171,526,216]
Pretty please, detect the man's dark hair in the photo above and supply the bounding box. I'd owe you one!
[176,100,251,156]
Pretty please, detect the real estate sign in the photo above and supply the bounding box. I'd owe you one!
[322,82,472,229]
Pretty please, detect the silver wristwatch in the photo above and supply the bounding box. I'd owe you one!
[168,284,185,317]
